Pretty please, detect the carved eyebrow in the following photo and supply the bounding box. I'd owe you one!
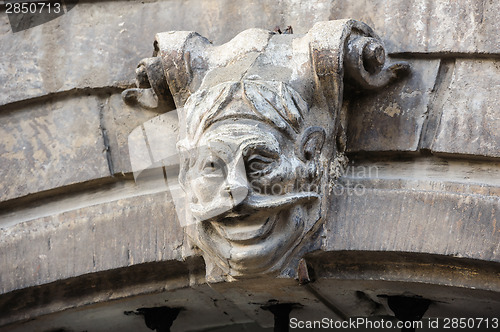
[242,143,280,159]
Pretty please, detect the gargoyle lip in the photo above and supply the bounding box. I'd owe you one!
[199,191,319,222]
[207,192,319,243]
[212,215,275,243]
[242,192,320,212]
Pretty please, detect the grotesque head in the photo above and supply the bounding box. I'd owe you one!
[178,80,328,276]
[125,21,409,279]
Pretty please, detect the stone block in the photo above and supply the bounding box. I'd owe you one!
[1,283,256,331]
[432,59,500,158]
[0,188,184,295]
[4,0,497,107]
[0,96,109,203]
[325,166,500,262]
[103,94,170,175]
[0,0,282,107]
[328,0,500,54]
[346,59,440,152]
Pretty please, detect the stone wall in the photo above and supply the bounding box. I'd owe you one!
[1,0,499,330]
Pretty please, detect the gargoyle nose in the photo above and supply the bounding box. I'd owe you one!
[222,172,249,206]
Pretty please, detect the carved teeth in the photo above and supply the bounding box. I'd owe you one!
[213,216,275,243]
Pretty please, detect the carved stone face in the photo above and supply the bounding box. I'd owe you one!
[125,20,410,278]
[178,81,326,276]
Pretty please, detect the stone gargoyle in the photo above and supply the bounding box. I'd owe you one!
[123,20,409,279]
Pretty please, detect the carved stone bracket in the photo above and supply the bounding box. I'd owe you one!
[123,19,409,279]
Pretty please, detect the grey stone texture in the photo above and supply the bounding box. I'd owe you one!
[347,58,500,155]
[0,92,165,203]
[1,0,285,107]
[432,59,500,158]
[346,59,440,152]
[103,94,167,174]
[323,157,500,267]
[0,95,109,203]
[1,284,273,331]
[328,184,500,262]
[0,186,184,295]
[329,0,500,55]
[0,0,500,329]
[1,0,499,107]
[3,263,499,330]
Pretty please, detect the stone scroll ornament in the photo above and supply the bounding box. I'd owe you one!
[123,20,409,279]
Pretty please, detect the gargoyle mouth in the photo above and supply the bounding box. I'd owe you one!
[192,191,319,222]
[212,215,276,243]
[204,192,319,243]
[240,192,320,213]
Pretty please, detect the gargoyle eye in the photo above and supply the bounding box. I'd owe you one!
[247,155,273,170]
[245,150,278,177]
[200,156,225,176]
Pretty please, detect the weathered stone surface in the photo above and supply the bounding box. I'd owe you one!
[2,0,498,107]
[4,271,499,331]
[0,259,205,328]
[103,94,168,175]
[1,158,500,328]
[342,158,500,195]
[309,252,500,295]
[1,0,500,328]
[2,284,266,331]
[328,187,499,259]
[325,159,500,263]
[2,287,258,332]
[328,0,500,55]
[346,59,440,152]
[310,275,500,320]
[432,59,500,158]
[0,0,283,107]
[210,279,343,328]
[0,186,184,295]
[0,95,109,203]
